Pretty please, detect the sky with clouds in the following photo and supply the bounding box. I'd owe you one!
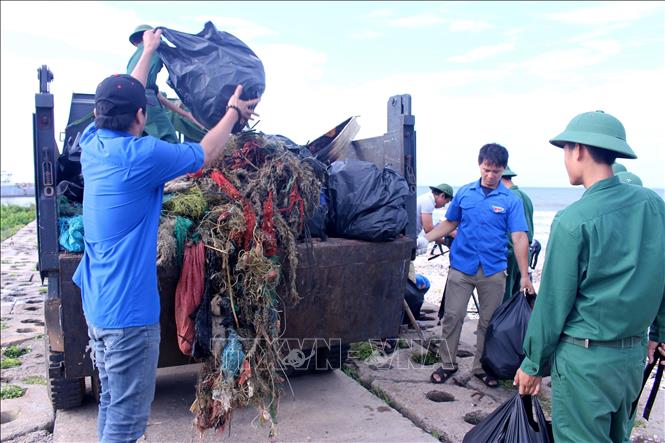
[2,1,663,189]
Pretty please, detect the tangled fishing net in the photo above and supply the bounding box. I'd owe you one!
[158,131,321,436]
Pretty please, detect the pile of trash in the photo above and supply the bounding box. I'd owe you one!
[157,130,322,435]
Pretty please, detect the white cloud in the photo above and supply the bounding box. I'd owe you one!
[192,15,277,41]
[520,39,622,80]
[350,30,382,40]
[545,2,662,25]
[449,19,493,32]
[1,1,141,58]
[388,14,445,28]
[368,8,395,18]
[448,42,515,63]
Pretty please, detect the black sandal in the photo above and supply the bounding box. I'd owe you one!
[474,373,499,388]
[430,366,457,384]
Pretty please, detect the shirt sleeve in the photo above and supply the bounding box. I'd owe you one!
[146,139,204,186]
[507,193,528,233]
[445,191,462,222]
[421,196,435,214]
[650,286,665,342]
[520,216,580,376]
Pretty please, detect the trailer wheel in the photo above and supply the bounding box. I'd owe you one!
[314,344,350,372]
[45,336,85,410]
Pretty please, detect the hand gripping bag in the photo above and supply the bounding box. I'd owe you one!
[157,21,265,132]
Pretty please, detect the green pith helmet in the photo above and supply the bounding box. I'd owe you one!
[616,171,643,186]
[612,162,627,173]
[549,110,637,159]
[129,24,153,45]
[502,165,517,178]
[429,183,454,198]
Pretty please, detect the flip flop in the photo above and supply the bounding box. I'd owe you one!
[474,373,499,388]
[430,366,457,384]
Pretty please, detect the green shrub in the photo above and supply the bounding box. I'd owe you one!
[3,344,29,358]
[0,384,26,399]
[410,351,439,365]
[22,375,46,385]
[349,342,375,360]
[0,357,22,369]
[0,204,36,241]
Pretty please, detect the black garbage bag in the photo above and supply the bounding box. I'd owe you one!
[156,21,265,133]
[57,180,84,204]
[327,160,409,242]
[56,132,84,202]
[305,189,329,240]
[463,394,553,443]
[481,291,534,380]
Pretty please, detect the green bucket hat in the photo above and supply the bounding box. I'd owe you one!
[616,171,643,186]
[612,162,627,173]
[129,24,153,45]
[429,183,454,198]
[502,165,517,178]
[549,110,637,159]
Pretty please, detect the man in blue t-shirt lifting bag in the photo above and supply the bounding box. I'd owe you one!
[425,143,534,388]
[73,28,259,443]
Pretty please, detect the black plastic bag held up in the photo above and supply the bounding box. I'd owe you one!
[157,21,265,132]
[481,291,534,380]
[463,394,553,443]
[327,160,409,242]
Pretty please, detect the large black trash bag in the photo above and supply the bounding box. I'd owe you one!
[481,291,535,380]
[463,394,553,443]
[56,133,84,202]
[156,21,265,133]
[327,160,409,242]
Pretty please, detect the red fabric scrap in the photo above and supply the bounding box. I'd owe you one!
[175,241,206,356]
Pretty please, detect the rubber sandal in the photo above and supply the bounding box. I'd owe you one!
[474,373,499,388]
[430,366,457,384]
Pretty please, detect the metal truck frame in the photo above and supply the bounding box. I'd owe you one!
[33,65,417,410]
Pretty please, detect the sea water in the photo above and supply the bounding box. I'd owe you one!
[417,185,665,262]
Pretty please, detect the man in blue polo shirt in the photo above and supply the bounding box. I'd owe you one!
[425,143,534,387]
[73,28,259,443]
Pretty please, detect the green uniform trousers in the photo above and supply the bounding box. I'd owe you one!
[551,340,645,443]
[502,250,521,303]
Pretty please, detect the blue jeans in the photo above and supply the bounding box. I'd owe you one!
[87,322,160,443]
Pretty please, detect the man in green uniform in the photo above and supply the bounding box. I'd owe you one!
[514,110,665,443]
[127,25,203,142]
[500,166,534,302]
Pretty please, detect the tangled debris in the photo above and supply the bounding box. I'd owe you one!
[159,131,321,436]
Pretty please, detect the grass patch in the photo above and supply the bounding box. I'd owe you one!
[0,384,27,399]
[397,339,410,349]
[410,351,439,365]
[370,385,395,408]
[39,287,47,294]
[0,321,7,330]
[3,344,29,359]
[1,204,36,241]
[1,357,22,369]
[342,364,360,382]
[349,342,375,360]
[22,375,46,385]
[538,394,552,417]
[499,379,518,391]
